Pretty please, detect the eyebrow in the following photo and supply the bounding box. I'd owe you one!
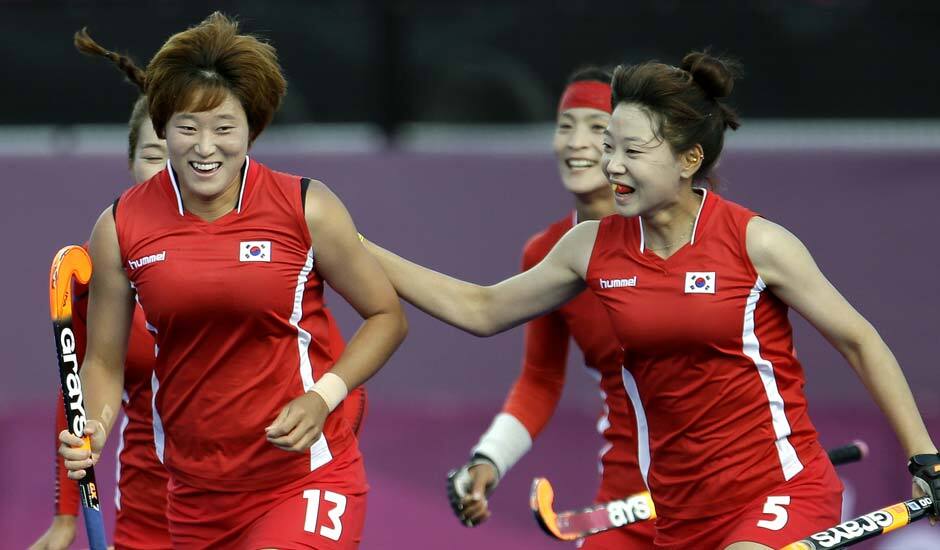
[602,130,643,143]
[174,113,239,121]
[139,142,165,150]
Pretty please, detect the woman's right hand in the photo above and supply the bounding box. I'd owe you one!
[28,514,76,550]
[57,420,106,480]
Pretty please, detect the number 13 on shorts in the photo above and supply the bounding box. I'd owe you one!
[304,489,347,541]
[757,496,791,530]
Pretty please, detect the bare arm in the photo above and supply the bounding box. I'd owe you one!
[363,221,597,336]
[81,208,134,438]
[60,208,134,479]
[266,181,407,452]
[305,180,407,391]
[747,217,936,457]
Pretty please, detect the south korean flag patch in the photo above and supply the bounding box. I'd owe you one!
[685,272,715,294]
[240,241,271,262]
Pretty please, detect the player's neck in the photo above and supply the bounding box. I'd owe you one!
[180,175,242,222]
[573,185,616,222]
[641,187,703,255]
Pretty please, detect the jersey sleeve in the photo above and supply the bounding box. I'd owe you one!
[501,237,570,439]
[54,280,89,516]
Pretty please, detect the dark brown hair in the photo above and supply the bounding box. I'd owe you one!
[567,65,612,85]
[611,51,741,183]
[146,12,286,143]
[73,28,150,162]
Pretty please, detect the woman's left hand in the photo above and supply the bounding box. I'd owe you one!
[265,392,330,452]
[909,453,940,526]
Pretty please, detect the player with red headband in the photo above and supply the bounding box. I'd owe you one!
[445,67,655,548]
[58,13,405,548]
[33,28,369,550]
[364,50,938,549]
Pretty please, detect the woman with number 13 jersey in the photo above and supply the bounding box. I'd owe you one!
[364,51,938,549]
[59,13,406,548]
[448,67,655,548]
[33,30,369,550]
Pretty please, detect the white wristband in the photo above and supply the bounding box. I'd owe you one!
[471,413,532,479]
[310,372,348,412]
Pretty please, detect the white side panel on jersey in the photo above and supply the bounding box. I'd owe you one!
[139,301,167,466]
[585,368,613,476]
[290,248,333,470]
[742,276,803,480]
[114,390,130,511]
[151,372,166,464]
[621,367,651,489]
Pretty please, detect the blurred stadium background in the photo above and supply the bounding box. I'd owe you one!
[3,1,939,548]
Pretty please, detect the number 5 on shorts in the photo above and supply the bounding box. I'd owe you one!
[303,489,347,541]
[757,496,791,530]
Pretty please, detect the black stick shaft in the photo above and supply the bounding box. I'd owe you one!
[53,318,101,511]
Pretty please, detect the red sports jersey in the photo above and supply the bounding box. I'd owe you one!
[53,258,362,547]
[503,212,649,509]
[585,190,827,522]
[114,157,356,492]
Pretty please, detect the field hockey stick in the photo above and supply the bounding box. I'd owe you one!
[780,495,934,549]
[50,245,108,550]
[530,441,869,541]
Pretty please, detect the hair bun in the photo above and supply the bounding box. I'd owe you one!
[680,51,738,99]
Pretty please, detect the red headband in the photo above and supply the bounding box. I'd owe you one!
[558,80,612,114]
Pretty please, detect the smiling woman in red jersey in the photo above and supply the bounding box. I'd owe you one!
[57,13,405,549]
[32,30,371,550]
[364,51,938,549]
[447,67,655,549]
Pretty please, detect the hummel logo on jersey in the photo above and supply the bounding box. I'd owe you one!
[685,272,715,294]
[600,276,637,289]
[127,251,166,270]
[240,241,271,262]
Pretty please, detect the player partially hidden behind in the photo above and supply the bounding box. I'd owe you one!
[59,13,405,548]
[31,31,172,550]
[446,67,655,548]
[364,51,939,549]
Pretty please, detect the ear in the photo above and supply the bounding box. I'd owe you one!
[679,144,704,179]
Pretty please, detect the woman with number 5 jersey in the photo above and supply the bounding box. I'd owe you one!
[364,51,938,549]
[58,13,405,548]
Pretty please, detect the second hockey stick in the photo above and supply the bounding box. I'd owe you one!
[531,441,869,541]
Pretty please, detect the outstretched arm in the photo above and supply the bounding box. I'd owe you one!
[363,221,597,336]
[747,217,936,458]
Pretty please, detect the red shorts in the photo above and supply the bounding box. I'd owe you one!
[114,463,172,549]
[166,442,368,549]
[577,519,657,549]
[654,450,842,549]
